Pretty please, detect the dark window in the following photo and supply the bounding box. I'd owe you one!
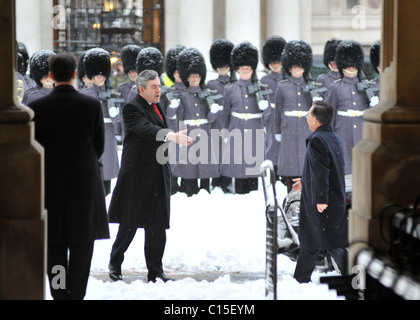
[347,0,360,9]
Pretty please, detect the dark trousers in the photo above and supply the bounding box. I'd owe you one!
[47,242,94,300]
[293,247,348,283]
[179,178,210,197]
[234,177,258,194]
[212,175,233,193]
[109,223,167,277]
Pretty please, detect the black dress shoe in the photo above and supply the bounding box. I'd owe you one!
[109,265,123,281]
[147,273,175,283]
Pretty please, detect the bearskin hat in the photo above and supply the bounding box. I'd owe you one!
[231,41,259,72]
[17,52,25,75]
[18,42,29,74]
[281,40,313,79]
[136,47,164,75]
[370,40,380,74]
[77,52,87,82]
[165,45,185,82]
[83,47,111,79]
[210,38,234,70]
[335,40,365,78]
[323,38,342,68]
[262,36,286,69]
[121,45,142,74]
[30,49,56,87]
[177,47,207,88]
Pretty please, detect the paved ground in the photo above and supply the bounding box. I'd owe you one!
[90,269,266,284]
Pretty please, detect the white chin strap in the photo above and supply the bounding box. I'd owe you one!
[344,68,358,75]
[328,63,339,72]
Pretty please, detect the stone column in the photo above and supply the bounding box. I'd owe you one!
[164,0,181,50]
[225,0,261,46]
[16,0,54,54]
[349,0,420,265]
[0,0,46,300]
[178,0,213,68]
[225,0,262,72]
[299,0,312,43]
[265,0,300,41]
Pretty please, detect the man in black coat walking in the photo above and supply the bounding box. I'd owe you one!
[292,100,348,283]
[108,70,192,283]
[29,53,110,299]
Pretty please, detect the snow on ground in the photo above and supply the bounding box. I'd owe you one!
[46,179,342,300]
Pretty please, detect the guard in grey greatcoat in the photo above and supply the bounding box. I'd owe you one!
[207,38,235,192]
[164,45,187,194]
[261,36,286,173]
[325,40,369,175]
[16,53,28,103]
[77,52,93,90]
[207,39,235,129]
[18,42,35,89]
[167,47,222,196]
[126,47,165,103]
[23,49,56,105]
[118,45,142,103]
[275,40,313,192]
[163,45,187,133]
[369,40,381,100]
[16,42,36,102]
[117,45,142,140]
[81,47,121,195]
[317,39,342,90]
[220,41,267,194]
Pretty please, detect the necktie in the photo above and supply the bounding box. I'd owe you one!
[151,103,163,121]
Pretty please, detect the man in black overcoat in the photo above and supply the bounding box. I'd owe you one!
[108,70,192,283]
[29,53,110,299]
[292,101,348,283]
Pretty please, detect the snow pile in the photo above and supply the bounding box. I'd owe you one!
[46,180,342,300]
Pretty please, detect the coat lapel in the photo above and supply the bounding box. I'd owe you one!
[133,95,167,128]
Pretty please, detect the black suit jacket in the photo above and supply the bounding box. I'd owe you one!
[30,85,110,244]
[108,94,172,228]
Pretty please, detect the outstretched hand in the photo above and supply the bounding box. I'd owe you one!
[292,178,301,192]
[167,129,193,146]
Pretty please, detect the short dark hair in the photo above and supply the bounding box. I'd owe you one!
[49,53,77,83]
[311,100,333,126]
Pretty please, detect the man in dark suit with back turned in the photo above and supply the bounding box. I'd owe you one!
[108,69,193,283]
[292,100,348,283]
[29,53,110,299]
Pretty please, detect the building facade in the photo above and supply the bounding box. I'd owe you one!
[16,0,381,72]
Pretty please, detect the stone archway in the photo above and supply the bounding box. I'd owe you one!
[350,0,420,263]
[0,0,46,300]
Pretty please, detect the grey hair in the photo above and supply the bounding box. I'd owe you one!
[136,69,159,92]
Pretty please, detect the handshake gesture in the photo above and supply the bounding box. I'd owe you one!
[167,129,193,146]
